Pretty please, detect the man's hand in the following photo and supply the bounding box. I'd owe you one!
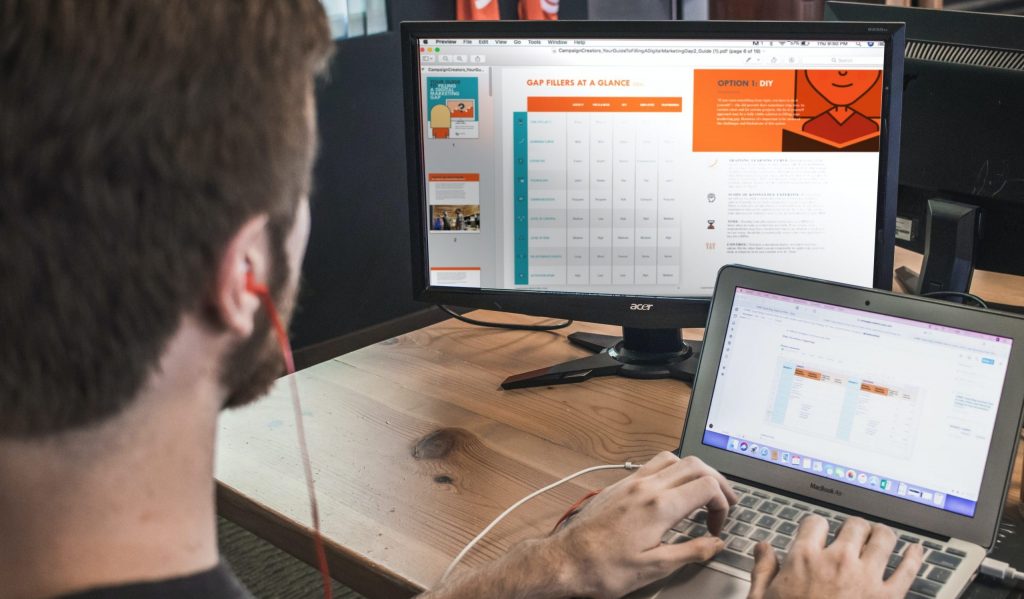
[748,515,924,599]
[548,452,738,599]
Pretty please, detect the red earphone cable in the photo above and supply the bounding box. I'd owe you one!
[246,273,333,599]
[551,489,602,533]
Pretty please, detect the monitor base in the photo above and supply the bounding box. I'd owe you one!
[500,327,701,390]
[894,265,920,294]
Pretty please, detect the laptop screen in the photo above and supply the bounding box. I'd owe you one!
[702,287,1013,518]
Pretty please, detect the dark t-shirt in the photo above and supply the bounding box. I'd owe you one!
[60,562,251,599]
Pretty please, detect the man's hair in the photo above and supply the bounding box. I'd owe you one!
[0,1,332,436]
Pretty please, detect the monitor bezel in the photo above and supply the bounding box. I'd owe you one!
[402,20,905,328]
[680,264,1024,548]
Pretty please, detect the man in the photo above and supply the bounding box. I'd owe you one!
[0,2,922,598]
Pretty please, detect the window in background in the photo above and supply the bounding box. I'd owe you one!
[322,0,388,39]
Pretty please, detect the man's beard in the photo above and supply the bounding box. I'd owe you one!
[220,233,297,409]
[220,312,287,409]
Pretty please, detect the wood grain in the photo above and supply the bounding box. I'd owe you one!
[217,250,1023,598]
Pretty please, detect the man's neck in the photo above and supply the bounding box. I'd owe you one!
[0,324,227,599]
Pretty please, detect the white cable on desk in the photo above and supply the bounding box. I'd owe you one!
[439,461,641,583]
[981,557,1024,587]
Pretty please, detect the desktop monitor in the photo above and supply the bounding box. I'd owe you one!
[401,21,905,389]
[827,3,1024,309]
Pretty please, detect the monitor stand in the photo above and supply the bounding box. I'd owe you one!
[500,327,702,390]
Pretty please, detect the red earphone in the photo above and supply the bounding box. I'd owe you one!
[245,269,332,599]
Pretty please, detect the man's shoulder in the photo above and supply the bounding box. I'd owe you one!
[59,562,251,599]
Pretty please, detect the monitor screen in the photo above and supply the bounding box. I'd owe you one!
[702,287,1013,517]
[414,34,889,297]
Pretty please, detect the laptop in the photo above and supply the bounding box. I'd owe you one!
[630,265,1024,599]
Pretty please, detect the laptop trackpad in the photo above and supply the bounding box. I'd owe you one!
[641,563,751,599]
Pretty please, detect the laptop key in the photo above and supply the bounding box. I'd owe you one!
[945,547,967,558]
[691,510,708,524]
[813,509,831,517]
[925,552,962,570]
[758,502,781,514]
[910,578,942,597]
[774,497,791,505]
[711,549,756,572]
[750,528,772,542]
[757,515,778,529]
[728,537,751,552]
[926,567,952,584]
[778,507,801,521]
[753,490,770,499]
[671,520,690,534]
[894,540,906,553]
[887,553,903,569]
[739,495,761,508]
[736,509,758,524]
[900,534,921,544]
[827,519,842,534]
[689,524,708,538]
[793,503,811,511]
[776,522,798,536]
[733,484,750,494]
[923,540,942,551]
[770,534,791,550]
[730,522,753,537]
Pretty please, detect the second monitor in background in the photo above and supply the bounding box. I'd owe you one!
[402,21,905,389]
[828,2,1024,309]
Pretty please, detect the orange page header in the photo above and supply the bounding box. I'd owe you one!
[428,173,480,182]
[527,97,683,113]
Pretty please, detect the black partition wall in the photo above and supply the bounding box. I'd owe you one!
[291,30,423,352]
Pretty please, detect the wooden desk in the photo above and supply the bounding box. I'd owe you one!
[216,251,1023,598]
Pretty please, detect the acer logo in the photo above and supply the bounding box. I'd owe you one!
[629,303,654,311]
[810,482,842,496]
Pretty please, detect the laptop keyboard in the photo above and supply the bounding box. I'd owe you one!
[664,484,967,598]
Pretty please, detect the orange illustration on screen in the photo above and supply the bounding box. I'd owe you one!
[446,98,475,120]
[800,70,881,144]
[429,104,452,139]
[691,69,882,152]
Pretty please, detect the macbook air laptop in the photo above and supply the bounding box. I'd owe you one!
[631,265,1024,599]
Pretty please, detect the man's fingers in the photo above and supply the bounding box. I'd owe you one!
[646,536,725,571]
[635,451,680,478]
[792,514,829,554]
[832,517,871,555]
[661,475,731,534]
[885,543,924,594]
[748,542,780,599]
[650,455,738,505]
[860,523,897,570]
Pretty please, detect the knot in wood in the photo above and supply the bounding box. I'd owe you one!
[412,428,471,460]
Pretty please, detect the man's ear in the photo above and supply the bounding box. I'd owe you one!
[213,214,271,337]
